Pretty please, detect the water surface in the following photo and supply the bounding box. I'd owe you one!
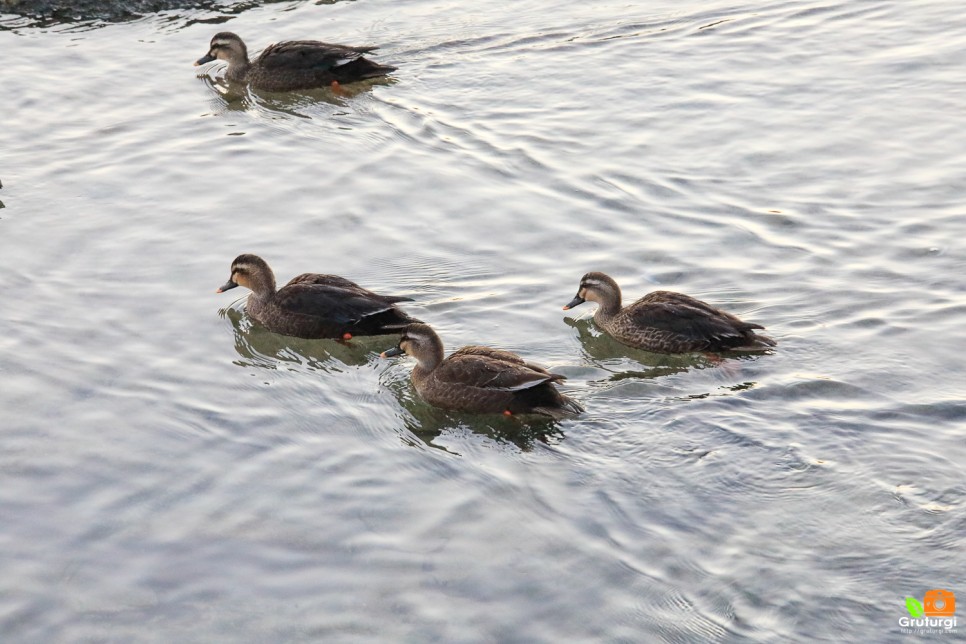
[2,0,965,641]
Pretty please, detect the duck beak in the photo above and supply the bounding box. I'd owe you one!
[380,346,405,358]
[562,295,585,311]
[194,53,216,66]
[216,279,238,293]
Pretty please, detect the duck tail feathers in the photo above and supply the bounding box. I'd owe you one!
[534,396,584,420]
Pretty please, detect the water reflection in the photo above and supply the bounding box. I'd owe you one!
[221,305,377,372]
[198,73,392,117]
[563,316,708,379]
[675,380,760,401]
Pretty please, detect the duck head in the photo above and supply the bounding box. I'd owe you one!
[380,323,445,370]
[217,253,276,296]
[195,32,249,67]
[563,271,622,312]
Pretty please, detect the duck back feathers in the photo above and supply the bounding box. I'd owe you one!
[286,273,414,304]
[251,40,397,91]
[385,324,582,419]
[620,290,776,353]
[263,281,419,338]
[419,347,582,418]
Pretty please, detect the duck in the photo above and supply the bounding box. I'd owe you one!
[380,323,583,419]
[217,254,420,339]
[563,272,776,354]
[194,31,397,92]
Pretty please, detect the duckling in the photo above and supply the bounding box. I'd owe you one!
[381,323,583,420]
[563,272,776,354]
[194,31,397,92]
[217,254,419,339]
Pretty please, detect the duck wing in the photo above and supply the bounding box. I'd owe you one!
[285,273,363,289]
[276,283,408,326]
[257,40,379,72]
[639,291,761,325]
[629,291,764,347]
[285,273,414,304]
[452,346,560,379]
[439,348,560,391]
[628,291,764,343]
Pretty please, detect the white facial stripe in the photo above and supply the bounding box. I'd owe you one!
[212,40,234,48]
[581,279,604,289]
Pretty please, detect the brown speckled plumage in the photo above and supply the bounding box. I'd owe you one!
[381,324,583,419]
[195,32,397,92]
[563,272,776,354]
[217,254,419,339]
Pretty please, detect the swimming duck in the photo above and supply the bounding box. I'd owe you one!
[217,254,420,339]
[563,272,776,354]
[381,323,583,419]
[194,31,397,92]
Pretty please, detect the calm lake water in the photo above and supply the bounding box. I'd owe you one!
[2,0,965,641]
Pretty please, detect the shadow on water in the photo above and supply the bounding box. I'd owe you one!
[0,0,348,29]
[220,305,378,372]
[377,363,567,453]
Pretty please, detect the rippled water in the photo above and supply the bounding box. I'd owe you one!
[2,0,965,640]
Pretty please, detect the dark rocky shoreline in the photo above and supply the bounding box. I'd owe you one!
[0,0,330,24]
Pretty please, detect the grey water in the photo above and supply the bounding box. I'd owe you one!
[2,0,965,641]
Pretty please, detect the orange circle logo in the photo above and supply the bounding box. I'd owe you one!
[924,589,956,617]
